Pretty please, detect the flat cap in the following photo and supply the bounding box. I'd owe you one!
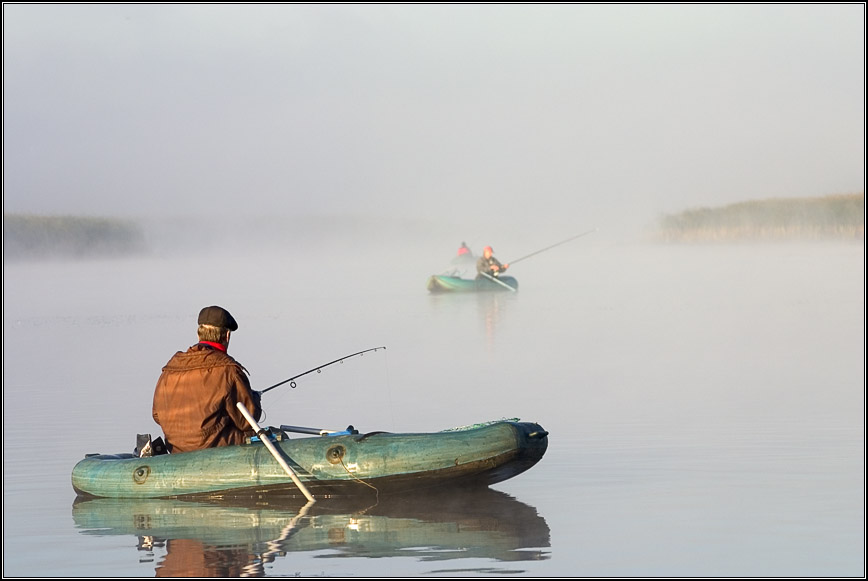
[198,305,238,331]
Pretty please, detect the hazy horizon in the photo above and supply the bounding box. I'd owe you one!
[3,4,864,233]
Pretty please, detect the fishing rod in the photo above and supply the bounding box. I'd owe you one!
[260,346,386,394]
[507,228,597,266]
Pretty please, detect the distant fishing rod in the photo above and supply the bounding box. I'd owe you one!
[260,346,386,394]
[507,228,597,266]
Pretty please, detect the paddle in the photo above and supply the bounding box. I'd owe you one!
[479,271,517,292]
[236,402,316,503]
[506,228,597,266]
[280,424,357,436]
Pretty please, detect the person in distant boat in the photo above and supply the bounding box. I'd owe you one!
[476,246,509,278]
[152,306,262,454]
[457,242,472,257]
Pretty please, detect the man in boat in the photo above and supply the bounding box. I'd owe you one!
[476,246,509,278]
[152,305,262,453]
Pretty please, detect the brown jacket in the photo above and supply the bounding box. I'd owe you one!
[153,343,262,453]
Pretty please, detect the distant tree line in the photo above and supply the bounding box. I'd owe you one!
[3,214,147,260]
[658,193,864,242]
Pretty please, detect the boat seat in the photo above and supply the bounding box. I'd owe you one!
[135,434,168,457]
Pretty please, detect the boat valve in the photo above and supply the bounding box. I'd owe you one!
[326,445,346,464]
[132,465,151,484]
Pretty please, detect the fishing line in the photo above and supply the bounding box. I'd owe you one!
[381,347,395,433]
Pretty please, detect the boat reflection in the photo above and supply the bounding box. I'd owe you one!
[72,487,550,576]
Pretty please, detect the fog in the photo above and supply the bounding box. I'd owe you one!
[2,6,865,575]
[3,239,864,575]
[2,4,864,236]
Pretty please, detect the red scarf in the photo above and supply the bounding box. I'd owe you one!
[199,341,227,353]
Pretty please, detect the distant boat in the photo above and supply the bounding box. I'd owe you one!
[426,274,519,293]
[71,419,547,500]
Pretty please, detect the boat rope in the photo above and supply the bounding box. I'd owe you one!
[441,417,520,432]
[339,456,379,500]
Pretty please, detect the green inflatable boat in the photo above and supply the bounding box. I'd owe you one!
[426,274,519,293]
[71,420,548,500]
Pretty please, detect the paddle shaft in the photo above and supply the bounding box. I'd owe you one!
[280,424,355,436]
[507,229,597,266]
[236,402,316,503]
[260,346,386,394]
[480,271,517,292]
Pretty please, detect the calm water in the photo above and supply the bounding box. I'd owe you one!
[3,237,864,577]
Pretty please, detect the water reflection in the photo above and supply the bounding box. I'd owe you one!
[477,293,507,345]
[426,290,514,352]
[72,488,550,576]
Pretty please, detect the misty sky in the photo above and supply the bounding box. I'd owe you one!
[2,4,865,227]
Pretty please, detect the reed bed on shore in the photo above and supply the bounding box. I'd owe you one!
[657,193,864,243]
[3,214,147,259]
